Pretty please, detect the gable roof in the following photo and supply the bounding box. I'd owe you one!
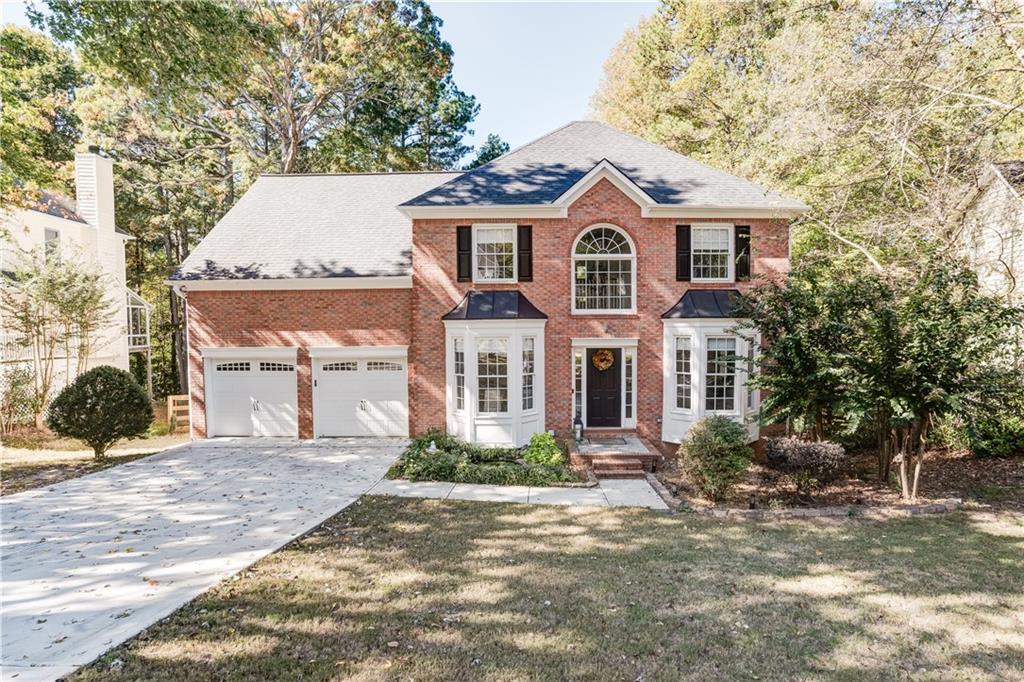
[171,171,459,281]
[402,121,807,217]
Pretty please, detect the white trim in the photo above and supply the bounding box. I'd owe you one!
[570,337,639,348]
[308,345,408,360]
[572,338,639,430]
[200,346,298,361]
[471,223,517,283]
[690,223,735,283]
[167,276,412,291]
[554,159,655,208]
[571,224,637,316]
[400,204,808,220]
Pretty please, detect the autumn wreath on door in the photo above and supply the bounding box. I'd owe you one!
[592,349,615,372]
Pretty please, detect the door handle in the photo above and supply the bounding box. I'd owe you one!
[359,399,367,411]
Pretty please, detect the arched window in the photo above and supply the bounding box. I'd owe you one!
[572,225,636,313]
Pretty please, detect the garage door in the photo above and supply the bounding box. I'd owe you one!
[206,359,298,437]
[313,356,408,437]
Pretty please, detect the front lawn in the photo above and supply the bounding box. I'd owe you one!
[74,498,1023,681]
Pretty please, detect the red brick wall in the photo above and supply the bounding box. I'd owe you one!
[186,288,411,438]
[410,178,790,443]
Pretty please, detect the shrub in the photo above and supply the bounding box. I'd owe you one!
[1,365,36,435]
[390,430,575,486]
[764,437,847,493]
[522,431,565,466]
[46,366,154,458]
[964,409,1024,458]
[678,416,753,501]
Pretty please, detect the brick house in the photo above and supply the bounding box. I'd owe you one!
[170,122,807,447]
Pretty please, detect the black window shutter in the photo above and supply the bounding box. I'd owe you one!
[676,224,691,281]
[456,225,471,282]
[735,225,751,282]
[517,225,533,282]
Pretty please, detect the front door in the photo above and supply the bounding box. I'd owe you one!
[586,348,621,428]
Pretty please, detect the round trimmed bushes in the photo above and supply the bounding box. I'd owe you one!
[679,416,754,501]
[46,365,154,458]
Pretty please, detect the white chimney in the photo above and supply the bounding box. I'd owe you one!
[74,146,116,233]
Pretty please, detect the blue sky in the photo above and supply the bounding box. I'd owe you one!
[2,1,656,156]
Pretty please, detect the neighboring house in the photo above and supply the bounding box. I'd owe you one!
[960,161,1024,304]
[170,121,807,447]
[1,148,152,396]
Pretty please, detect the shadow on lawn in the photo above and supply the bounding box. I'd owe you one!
[73,499,1024,681]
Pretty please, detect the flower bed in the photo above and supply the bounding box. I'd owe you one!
[387,431,579,487]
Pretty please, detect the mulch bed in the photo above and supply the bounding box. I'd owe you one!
[657,448,1024,512]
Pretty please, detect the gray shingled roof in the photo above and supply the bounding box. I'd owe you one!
[27,190,87,223]
[404,121,806,210]
[172,172,460,280]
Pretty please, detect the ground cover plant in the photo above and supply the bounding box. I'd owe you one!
[387,430,576,486]
[72,496,1024,681]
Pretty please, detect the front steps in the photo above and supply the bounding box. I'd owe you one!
[569,432,663,479]
[590,455,647,479]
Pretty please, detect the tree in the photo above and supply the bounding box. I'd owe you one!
[0,242,117,427]
[464,133,509,169]
[47,365,154,457]
[0,26,83,205]
[742,248,1022,500]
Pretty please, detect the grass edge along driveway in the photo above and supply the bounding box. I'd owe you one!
[73,497,1024,681]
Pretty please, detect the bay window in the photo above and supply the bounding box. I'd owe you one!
[477,338,509,413]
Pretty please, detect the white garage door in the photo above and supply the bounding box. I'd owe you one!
[313,356,408,437]
[206,359,298,437]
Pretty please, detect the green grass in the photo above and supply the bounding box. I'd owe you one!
[73,498,1024,681]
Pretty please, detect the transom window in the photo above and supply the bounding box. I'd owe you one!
[522,337,535,410]
[692,226,732,281]
[216,361,250,372]
[705,337,737,412]
[454,338,465,411]
[675,337,692,410]
[477,338,509,413]
[572,225,635,313]
[473,225,516,282]
[259,362,294,372]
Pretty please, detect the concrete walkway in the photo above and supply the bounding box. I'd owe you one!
[369,477,669,510]
[1,438,404,682]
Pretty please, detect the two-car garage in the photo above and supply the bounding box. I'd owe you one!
[201,346,408,438]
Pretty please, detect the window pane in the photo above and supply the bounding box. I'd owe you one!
[574,258,633,310]
[475,227,515,280]
[675,338,692,410]
[705,338,737,411]
[574,226,631,255]
[692,227,730,280]
[477,338,509,413]
[522,337,534,410]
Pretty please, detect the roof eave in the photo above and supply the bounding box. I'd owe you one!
[400,203,808,220]
[165,275,412,291]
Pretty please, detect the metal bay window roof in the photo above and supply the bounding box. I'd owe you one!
[662,289,743,319]
[442,290,548,320]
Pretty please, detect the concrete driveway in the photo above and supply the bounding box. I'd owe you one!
[1,438,403,681]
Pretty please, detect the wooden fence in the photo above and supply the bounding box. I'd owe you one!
[166,394,190,434]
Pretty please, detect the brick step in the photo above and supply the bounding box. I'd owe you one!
[591,456,646,479]
[592,468,647,479]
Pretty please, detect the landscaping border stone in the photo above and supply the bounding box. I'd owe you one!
[644,474,962,519]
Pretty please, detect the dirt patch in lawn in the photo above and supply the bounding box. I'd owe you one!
[658,449,1024,513]
[1,426,187,455]
[70,497,1023,681]
[0,451,159,496]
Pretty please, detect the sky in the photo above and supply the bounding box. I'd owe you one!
[1,0,656,156]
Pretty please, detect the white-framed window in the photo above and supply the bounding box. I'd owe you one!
[454,337,466,411]
[44,228,60,263]
[692,225,733,282]
[522,337,535,411]
[473,224,516,282]
[705,337,737,412]
[477,337,509,413]
[572,225,636,313]
[675,337,692,410]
